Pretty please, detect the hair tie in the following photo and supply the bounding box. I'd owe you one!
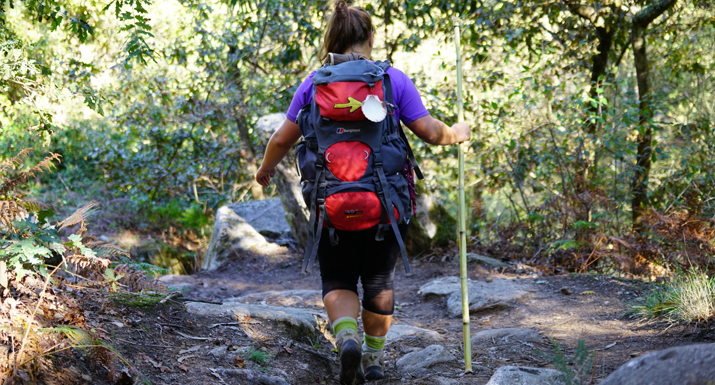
[334,0,348,19]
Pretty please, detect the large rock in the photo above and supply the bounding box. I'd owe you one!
[486,366,566,385]
[447,279,529,317]
[418,277,530,317]
[599,343,715,385]
[418,276,464,296]
[184,301,321,340]
[255,113,310,249]
[201,204,288,271]
[471,328,544,349]
[386,324,443,343]
[228,198,292,237]
[396,345,456,372]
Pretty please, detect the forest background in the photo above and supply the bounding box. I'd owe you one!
[1,0,715,382]
[2,0,715,281]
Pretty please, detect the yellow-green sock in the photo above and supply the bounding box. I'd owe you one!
[332,317,358,336]
[362,333,386,352]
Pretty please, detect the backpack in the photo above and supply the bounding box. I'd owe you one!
[295,55,423,274]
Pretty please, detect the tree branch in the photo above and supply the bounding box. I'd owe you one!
[633,0,678,28]
[564,1,599,25]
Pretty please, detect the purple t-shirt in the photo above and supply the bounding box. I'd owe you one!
[285,67,429,126]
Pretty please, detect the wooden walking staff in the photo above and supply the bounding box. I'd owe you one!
[454,19,472,374]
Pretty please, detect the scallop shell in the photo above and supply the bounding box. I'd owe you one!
[362,94,387,123]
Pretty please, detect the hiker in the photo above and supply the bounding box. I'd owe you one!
[255,1,470,383]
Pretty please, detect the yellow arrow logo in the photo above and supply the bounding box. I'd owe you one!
[334,97,363,113]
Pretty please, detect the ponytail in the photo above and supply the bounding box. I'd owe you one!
[318,0,374,63]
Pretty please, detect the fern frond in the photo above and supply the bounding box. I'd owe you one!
[29,153,62,175]
[0,199,28,228]
[0,152,61,198]
[66,253,111,270]
[113,263,165,292]
[0,148,33,174]
[84,241,130,259]
[67,252,112,281]
[58,201,99,231]
[22,200,50,213]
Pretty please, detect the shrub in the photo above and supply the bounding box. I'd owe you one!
[628,268,715,323]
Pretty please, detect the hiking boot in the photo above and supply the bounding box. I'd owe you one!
[361,350,385,380]
[336,330,364,385]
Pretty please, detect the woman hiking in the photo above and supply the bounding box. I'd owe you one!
[256,1,470,383]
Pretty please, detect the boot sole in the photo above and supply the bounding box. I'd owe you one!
[364,365,384,381]
[339,340,364,385]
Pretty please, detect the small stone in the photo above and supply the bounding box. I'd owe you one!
[560,287,572,295]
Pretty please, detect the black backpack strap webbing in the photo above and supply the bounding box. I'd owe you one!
[373,151,410,273]
[301,157,326,274]
[380,67,424,181]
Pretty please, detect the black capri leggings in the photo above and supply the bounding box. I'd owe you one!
[318,224,409,316]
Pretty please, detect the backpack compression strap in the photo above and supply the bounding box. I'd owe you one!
[301,155,325,274]
[375,61,424,180]
[373,151,411,273]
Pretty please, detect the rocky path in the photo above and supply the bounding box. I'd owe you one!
[96,249,713,385]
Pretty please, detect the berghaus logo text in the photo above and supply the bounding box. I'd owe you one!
[336,128,360,134]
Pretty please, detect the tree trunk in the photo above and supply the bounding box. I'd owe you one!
[565,2,622,225]
[586,26,614,134]
[630,0,678,232]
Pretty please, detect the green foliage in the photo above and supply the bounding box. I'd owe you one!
[538,339,594,385]
[112,256,169,279]
[148,199,210,231]
[243,347,273,367]
[628,269,715,323]
[109,292,166,308]
[548,240,581,252]
[3,0,715,276]
[0,151,89,281]
[428,203,458,248]
[0,217,64,280]
[103,267,125,292]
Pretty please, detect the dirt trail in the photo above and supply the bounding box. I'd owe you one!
[100,250,714,385]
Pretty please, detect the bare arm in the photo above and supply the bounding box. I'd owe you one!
[255,119,302,187]
[406,115,470,145]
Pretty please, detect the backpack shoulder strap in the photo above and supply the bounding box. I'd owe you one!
[378,62,424,180]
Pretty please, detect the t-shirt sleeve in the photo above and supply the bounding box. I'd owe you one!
[286,72,316,122]
[387,67,430,125]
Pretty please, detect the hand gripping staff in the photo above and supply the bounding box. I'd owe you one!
[455,19,473,374]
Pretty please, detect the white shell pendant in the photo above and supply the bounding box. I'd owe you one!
[362,94,387,122]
